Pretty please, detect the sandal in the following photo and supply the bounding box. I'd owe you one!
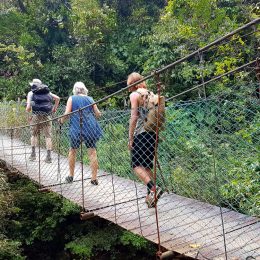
[90,179,98,185]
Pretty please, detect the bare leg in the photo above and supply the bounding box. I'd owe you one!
[146,168,154,181]
[29,135,38,160]
[46,137,52,150]
[87,148,98,181]
[133,166,154,185]
[69,148,77,177]
[31,136,38,147]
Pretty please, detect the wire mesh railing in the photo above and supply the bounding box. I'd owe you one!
[0,79,259,259]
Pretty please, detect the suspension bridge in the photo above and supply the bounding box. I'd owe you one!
[0,19,260,259]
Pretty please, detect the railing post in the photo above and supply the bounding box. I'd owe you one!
[38,128,41,184]
[153,71,164,256]
[57,122,62,196]
[79,109,85,211]
[23,127,29,176]
[1,129,5,161]
[109,124,117,223]
[255,58,260,98]
[209,134,228,260]
[153,72,166,195]
[198,51,207,99]
[10,128,14,167]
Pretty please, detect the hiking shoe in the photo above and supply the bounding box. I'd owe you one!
[65,176,73,183]
[145,194,154,208]
[91,179,98,185]
[146,186,164,208]
[29,153,36,161]
[44,156,52,163]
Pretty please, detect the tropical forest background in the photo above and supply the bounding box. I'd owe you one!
[0,0,259,102]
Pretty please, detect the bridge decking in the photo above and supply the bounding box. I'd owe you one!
[0,134,259,260]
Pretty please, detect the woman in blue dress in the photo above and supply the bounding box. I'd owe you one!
[59,82,102,185]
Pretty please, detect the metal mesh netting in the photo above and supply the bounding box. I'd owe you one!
[0,81,259,259]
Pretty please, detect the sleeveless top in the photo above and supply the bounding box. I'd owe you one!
[69,95,102,140]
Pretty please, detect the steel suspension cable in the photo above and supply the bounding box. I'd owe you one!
[57,123,63,196]
[198,51,206,99]
[200,28,260,55]
[109,124,117,224]
[209,133,228,260]
[166,59,257,101]
[153,73,163,257]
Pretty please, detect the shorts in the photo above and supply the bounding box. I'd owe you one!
[30,114,52,138]
[69,132,97,149]
[131,132,156,169]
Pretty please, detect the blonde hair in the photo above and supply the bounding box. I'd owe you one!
[73,82,88,95]
[127,72,147,90]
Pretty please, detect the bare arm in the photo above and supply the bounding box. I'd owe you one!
[50,93,60,113]
[26,92,32,112]
[93,104,102,118]
[128,92,139,150]
[59,97,72,124]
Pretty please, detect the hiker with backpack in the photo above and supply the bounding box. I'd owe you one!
[58,82,102,185]
[127,72,164,208]
[26,78,60,163]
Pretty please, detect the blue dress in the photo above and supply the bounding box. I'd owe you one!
[69,95,103,148]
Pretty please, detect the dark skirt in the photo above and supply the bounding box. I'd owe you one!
[131,132,156,169]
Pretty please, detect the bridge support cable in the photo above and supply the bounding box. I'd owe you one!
[153,72,164,256]
[209,133,228,260]
[57,123,63,196]
[37,133,41,184]
[255,59,260,98]
[166,59,258,102]
[10,129,14,167]
[0,130,5,161]
[109,123,118,224]
[22,129,29,177]
[133,180,144,236]
[198,51,207,99]
[156,160,170,194]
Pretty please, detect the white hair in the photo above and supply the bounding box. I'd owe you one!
[73,82,88,95]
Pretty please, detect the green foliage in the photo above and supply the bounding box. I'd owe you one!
[0,168,156,259]
[65,225,120,258]
[142,0,258,98]
[220,158,260,216]
[120,231,150,250]
[7,178,80,245]
[0,169,24,260]
[65,226,155,259]
[0,102,27,128]
[71,0,116,46]
[0,0,258,101]
[0,238,25,260]
[0,171,12,232]
[98,121,133,178]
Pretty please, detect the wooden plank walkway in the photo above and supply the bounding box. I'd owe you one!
[0,134,259,260]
